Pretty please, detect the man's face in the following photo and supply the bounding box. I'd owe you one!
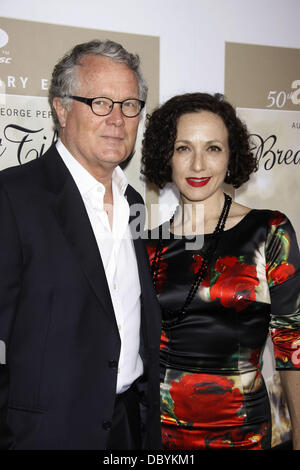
[54,55,140,180]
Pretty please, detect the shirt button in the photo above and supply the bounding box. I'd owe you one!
[113,283,117,290]
[102,421,112,430]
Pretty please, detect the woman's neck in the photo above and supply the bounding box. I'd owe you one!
[172,191,226,235]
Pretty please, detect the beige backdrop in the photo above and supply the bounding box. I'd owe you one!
[225,41,300,447]
[0,17,159,201]
[225,42,300,238]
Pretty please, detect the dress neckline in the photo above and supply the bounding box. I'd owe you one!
[166,209,256,239]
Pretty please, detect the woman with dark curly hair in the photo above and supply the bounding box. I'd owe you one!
[142,93,300,450]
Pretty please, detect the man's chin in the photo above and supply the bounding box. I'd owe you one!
[101,149,135,170]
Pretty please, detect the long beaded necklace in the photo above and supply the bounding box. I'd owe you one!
[151,193,232,328]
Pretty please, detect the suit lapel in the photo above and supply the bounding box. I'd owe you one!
[41,146,116,324]
[126,186,147,283]
[125,186,146,278]
[126,186,150,347]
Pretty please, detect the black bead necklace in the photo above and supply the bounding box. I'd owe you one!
[151,193,232,328]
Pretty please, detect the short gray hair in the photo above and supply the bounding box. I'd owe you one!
[49,39,148,130]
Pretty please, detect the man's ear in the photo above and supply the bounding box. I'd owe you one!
[53,97,68,128]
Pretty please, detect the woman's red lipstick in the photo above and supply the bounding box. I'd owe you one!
[186,177,211,187]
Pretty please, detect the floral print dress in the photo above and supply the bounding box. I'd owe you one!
[146,210,300,450]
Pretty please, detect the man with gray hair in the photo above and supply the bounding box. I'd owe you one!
[0,40,161,450]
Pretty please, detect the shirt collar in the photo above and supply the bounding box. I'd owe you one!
[56,139,128,197]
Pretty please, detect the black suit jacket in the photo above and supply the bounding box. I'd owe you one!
[0,145,161,450]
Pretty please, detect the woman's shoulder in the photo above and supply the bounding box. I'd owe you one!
[228,201,290,230]
[225,201,252,231]
[249,207,292,231]
[228,200,279,219]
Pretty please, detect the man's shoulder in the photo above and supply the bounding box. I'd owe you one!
[0,144,59,189]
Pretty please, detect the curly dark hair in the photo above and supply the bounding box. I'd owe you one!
[141,92,257,189]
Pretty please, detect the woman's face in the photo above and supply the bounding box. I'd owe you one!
[171,111,230,204]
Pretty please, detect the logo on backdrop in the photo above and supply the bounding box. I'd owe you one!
[0,28,11,64]
[0,29,9,48]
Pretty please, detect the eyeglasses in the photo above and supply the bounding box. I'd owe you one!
[67,95,145,118]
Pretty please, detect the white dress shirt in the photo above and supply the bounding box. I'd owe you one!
[56,140,143,394]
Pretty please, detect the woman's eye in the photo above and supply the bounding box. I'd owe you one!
[175,145,189,152]
[208,145,222,152]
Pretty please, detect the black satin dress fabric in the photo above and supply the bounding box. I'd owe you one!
[146,209,300,450]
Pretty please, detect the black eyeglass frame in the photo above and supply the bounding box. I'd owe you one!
[67,95,145,118]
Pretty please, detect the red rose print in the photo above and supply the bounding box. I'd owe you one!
[169,373,245,425]
[271,328,300,368]
[190,254,210,287]
[268,211,286,228]
[162,420,269,450]
[242,425,268,450]
[249,348,261,367]
[191,254,204,274]
[267,262,295,286]
[146,245,168,293]
[160,330,169,350]
[210,256,259,312]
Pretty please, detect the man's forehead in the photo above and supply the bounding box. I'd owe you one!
[76,54,138,95]
[78,54,130,74]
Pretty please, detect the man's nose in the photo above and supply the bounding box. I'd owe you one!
[105,103,125,126]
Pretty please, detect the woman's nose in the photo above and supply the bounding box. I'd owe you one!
[191,150,206,171]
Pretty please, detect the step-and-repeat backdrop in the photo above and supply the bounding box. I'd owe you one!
[0,17,159,200]
[1,17,299,448]
[225,42,300,447]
